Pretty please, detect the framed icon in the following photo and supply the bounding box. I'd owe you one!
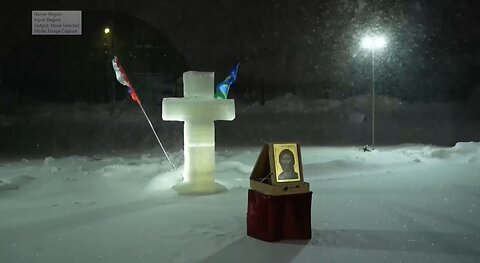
[249,142,309,195]
[273,143,301,182]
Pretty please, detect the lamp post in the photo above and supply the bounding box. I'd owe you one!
[361,35,386,150]
[104,27,116,111]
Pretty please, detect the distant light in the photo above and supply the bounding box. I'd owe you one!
[361,35,387,50]
[104,28,110,34]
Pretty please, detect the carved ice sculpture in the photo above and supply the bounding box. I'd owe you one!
[162,71,235,194]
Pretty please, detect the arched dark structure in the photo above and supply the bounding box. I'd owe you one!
[2,9,188,106]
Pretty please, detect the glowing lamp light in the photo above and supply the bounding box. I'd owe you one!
[104,27,110,34]
[361,35,387,50]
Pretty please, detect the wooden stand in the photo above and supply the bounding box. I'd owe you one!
[247,189,312,242]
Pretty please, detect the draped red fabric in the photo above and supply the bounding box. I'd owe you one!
[247,189,312,242]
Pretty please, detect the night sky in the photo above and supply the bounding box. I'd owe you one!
[1,0,479,107]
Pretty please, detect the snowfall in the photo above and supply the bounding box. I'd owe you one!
[1,92,480,263]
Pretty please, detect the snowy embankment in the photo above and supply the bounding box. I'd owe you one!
[0,94,478,157]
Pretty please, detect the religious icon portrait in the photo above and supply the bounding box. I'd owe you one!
[273,143,301,182]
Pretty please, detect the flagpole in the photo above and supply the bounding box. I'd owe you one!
[138,103,177,170]
[111,56,176,170]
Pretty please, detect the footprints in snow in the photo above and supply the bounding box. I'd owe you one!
[51,201,97,207]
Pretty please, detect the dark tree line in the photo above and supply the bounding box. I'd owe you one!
[0,0,478,108]
[0,8,187,108]
[226,0,479,102]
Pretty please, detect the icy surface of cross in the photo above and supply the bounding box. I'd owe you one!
[162,71,235,194]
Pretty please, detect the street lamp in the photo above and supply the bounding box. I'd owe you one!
[361,35,386,150]
[103,26,116,109]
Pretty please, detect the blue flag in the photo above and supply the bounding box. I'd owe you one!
[215,63,240,99]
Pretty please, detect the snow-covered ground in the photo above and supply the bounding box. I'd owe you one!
[1,94,480,262]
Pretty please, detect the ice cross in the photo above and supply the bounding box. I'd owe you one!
[162,71,235,194]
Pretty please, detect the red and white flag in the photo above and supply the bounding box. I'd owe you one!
[112,56,141,104]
